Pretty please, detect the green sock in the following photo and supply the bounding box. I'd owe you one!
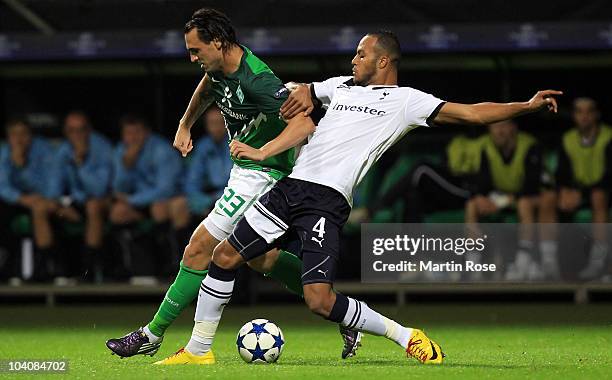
[265,250,304,297]
[147,261,207,337]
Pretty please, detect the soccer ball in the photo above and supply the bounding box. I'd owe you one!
[236,318,285,363]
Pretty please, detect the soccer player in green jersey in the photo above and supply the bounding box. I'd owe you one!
[106,8,362,362]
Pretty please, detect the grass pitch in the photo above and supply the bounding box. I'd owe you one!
[1,303,611,379]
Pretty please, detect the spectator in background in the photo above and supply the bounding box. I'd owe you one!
[168,106,232,254]
[110,114,182,277]
[465,120,557,280]
[45,111,113,282]
[0,118,55,281]
[352,135,480,224]
[557,97,612,279]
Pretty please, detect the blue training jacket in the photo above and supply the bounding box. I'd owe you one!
[0,137,55,204]
[48,131,114,204]
[112,133,182,207]
[184,136,232,213]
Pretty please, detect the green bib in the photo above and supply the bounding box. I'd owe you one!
[484,132,536,194]
[562,124,612,187]
[446,135,487,176]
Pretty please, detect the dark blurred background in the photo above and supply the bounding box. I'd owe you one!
[1,0,611,304]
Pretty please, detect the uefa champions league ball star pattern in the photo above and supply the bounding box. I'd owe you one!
[236,319,285,363]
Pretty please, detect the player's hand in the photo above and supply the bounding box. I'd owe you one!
[280,84,314,119]
[173,125,193,157]
[229,140,266,161]
[527,90,563,113]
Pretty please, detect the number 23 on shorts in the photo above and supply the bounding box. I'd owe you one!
[217,188,246,217]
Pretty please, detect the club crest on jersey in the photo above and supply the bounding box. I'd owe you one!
[222,86,233,108]
[274,87,289,99]
[236,84,245,104]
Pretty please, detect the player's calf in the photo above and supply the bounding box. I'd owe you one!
[246,249,280,273]
[325,290,444,364]
[303,283,336,318]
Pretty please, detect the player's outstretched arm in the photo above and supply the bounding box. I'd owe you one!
[229,114,315,161]
[174,74,215,157]
[434,90,563,126]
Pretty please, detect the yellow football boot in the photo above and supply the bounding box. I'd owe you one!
[405,329,445,364]
[153,347,215,365]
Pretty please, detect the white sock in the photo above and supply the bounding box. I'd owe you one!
[382,317,413,348]
[341,297,412,347]
[142,325,161,343]
[185,276,234,356]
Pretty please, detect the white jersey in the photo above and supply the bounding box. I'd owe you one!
[288,76,445,206]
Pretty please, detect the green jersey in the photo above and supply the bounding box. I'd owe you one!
[206,45,293,180]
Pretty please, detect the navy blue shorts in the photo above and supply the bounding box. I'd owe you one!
[228,178,351,284]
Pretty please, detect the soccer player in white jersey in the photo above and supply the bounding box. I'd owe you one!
[177,31,561,364]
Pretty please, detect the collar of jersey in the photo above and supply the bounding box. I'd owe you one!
[370,85,398,90]
[223,45,249,80]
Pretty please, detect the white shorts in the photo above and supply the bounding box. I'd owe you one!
[202,165,277,241]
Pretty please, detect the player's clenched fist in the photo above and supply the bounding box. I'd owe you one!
[173,125,193,157]
[527,90,563,113]
[229,140,265,161]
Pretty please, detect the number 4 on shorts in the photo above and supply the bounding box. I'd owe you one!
[312,217,326,238]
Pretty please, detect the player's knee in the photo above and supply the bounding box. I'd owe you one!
[212,240,242,270]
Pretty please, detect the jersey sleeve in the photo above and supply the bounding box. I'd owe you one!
[403,88,445,128]
[312,76,353,106]
[247,72,289,115]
